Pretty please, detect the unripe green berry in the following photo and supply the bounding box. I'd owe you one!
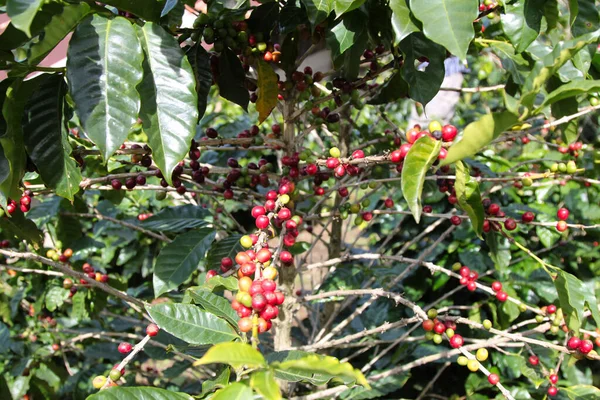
[457,356,468,366]
[109,369,122,382]
[433,334,443,344]
[535,315,545,323]
[566,160,577,174]
[558,163,567,172]
[427,309,438,319]
[446,328,455,338]
[550,163,559,172]
[482,319,492,330]
[329,147,341,158]
[522,177,533,187]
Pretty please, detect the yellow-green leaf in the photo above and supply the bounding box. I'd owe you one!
[256,59,278,124]
[250,370,282,400]
[193,342,266,369]
[454,161,484,238]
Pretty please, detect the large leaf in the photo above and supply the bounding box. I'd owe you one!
[147,303,239,345]
[0,209,43,245]
[101,0,163,22]
[67,15,143,161]
[250,370,282,400]
[441,112,518,166]
[560,385,600,400]
[212,383,252,400]
[29,3,92,65]
[455,161,484,238]
[193,342,266,369]
[501,0,545,53]
[187,287,239,327]
[23,74,82,200]
[389,0,419,43]
[401,136,441,223]
[141,205,210,232]
[271,354,369,387]
[555,271,600,334]
[399,33,446,106]
[301,0,334,26]
[540,79,600,108]
[45,286,69,312]
[0,2,63,51]
[87,387,193,400]
[153,228,216,297]
[411,0,478,60]
[187,44,212,121]
[247,2,280,37]
[216,48,249,111]
[572,0,599,37]
[137,22,198,184]
[256,59,278,124]
[203,275,239,292]
[327,10,365,57]
[206,234,243,271]
[6,0,43,37]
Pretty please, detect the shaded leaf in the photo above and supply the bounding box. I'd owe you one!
[560,385,600,400]
[216,48,249,111]
[87,386,193,400]
[572,0,599,37]
[389,0,419,43]
[327,10,365,57]
[206,234,243,271]
[0,209,43,245]
[541,79,600,108]
[401,136,441,223]
[256,59,278,124]
[101,0,163,22]
[45,286,68,312]
[555,270,600,334]
[6,0,43,37]
[455,161,484,238]
[142,205,210,232]
[147,303,239,345]
[193,342,266,369]
[368,71,409,104]
[247,2,279,37]
[187,44,212,121]
[301,0,334,26]
[501,0,545,53]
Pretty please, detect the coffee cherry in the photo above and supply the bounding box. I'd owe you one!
[567,336,581,350]
[206,270,217,280]
[496,291,508,302]
[63,278,73,289]
[146,323,159,337]
[206,127,218,138]
[390,150,402,163]
[476,348,488,361]
[546,304,557,314]
[549,374,558,384]
[329,147,341,158]
[422,320,434,331]
[433,321,446,334]
[252,294,267,311]
[557,208,569,221]
[252,206,266,218]
[579,339,593,354]
[117,342,132,354]
[441,125,458,142]
[255,215,270,229]
[482,319,492,330]
[547,386,558,397]
[111,179,122,190]
[109,369,122,382]
[256,248,272,263]
[504,218,517,231]
[449,334,464,348]
[240,235,253,248]
[491,281,502,292]
[556,221,567,232]
[487,373,499,385]
[521,211,535,223]
[92,375,107,389]
[467,359,479,372]
[528,355,539,365]
[450,216,461,225]
[487,203,500,215]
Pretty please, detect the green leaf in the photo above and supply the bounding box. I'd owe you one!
[0,208,43,245]
[454,161,484,238]
[560,385,600,400]
[572,0,599,37]
[153,228,216,297]
[389,0,419,43]
[271,354,369,388]
[193,342,266,369]
[487,234,511,269]
[501,0,545,53]
[217,48,249,111]
[101,0,163,22]
[28,3,92,65]
[200,367,230,397]
[203,275,239,292]
[535,214,560,248]
[161,0,178,17]
[45,286,68,312]
[212,383,252,400]
[410,0,478,60]
[543,0,559,31]
[401,136,441,223]
[187,287,239,327]
[339,374,410,399]
[70,290,88,320]
[147,303,239,345]
[327,10,365,57]
[250,370,282,400]
[141,205,210,232]
[67,15,144,161]
[555,270,600,334]
[136,22,199,184]
[87,386,193,400]
[334,0,365,16]
[23,74,82,200]
[206,234,243,271]
[187,44,212,121]
[540,79,600,108]
[247,2,279,37]
[301,0,334,26]
[368,71,409,104]
[256,59,278,124]
[441,112,518,166]
[399,33,446,106]
[0,2,63,51]
[6,0,43,37]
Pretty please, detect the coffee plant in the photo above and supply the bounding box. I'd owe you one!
[1,0,600,398]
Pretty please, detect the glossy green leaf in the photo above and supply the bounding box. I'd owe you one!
[555,270,600,334]
[327,10,365,57]
[411,0,478,60]
[44,286,69,312]
[153,228,216,297]
[67,15,143,161]
[29,3,92,65]
[560,385,600,400]
[334,0,364,16]
[572,0,599,37]
[6,0,43,37]
[389,0,419,43]
[0,208,43,245]
[271,354,369,387]
[540,79,600,109]
[501,0,545,53]
[203,275,239,292]
[399,33,446,106]
[535,214,560,248]
[256,59,278,124]
[543,0,559,31]
[187,44,212,121]
[147,303,239,345]
[212,383,252,400]
[200,367,230,397]
[193,342,266,369]
[0,2,63,51]
[301,0,334,26]
[141,205,210,232]
[250,370,282,400]
[23,74,81,200]
[216,48,249,111]
[455,161,484,238]
[206,234,243,272]
[87,386,193,400]
[187,287,238,327]
[441,112,518,166]
[401,136,441,223]
[136,22,198,184]
[101,0,163,22]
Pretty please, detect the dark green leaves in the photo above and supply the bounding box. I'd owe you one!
[411,0,478,60]
[541,79,600,108]
[368,71,409,104]
[67,15,143,161]
[147,303,239,345]
[87,387,193,400]
[399,33,446,106]
[188,288,238,327]
[501,0,545,53]
[401,136,441,223]
[441,112,518,166]
[206,234,243,272]
[0,209,43,245]
[216,48,249,111]
[187,44,213,121]
[153,228,216,297]
[256,59,278,123]
[193,342,266,369]
[136,22,199,184]
[23,74,82,200]
[301,0,333,26]
[554,270,600,334]
[559,385,600,400]
[6,0,43,37]
[389,0,419,43]
[455,161,484,238]
[141,205,209,232]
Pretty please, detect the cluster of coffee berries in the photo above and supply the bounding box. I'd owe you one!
[62,278,77,297]
[80,262,109,285]
[46,248,73,263]
[111,174,147,191]
[556,207,569,232]
[422,310,464,347]
[390,122,458,167]
[490,280,508,302]
[323,147,364,180]
[567,336,595,355]
[362,45,386,71]
[557,141,583,157]
[1,190,34,216]
[481,199,518,233]
[457,265,480,292]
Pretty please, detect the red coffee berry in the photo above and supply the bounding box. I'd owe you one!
[487,203,500,215]
[255,215,270,229]
[117,342,132,354]
[547,386,558,397]
[521,211,535,223]
[496,291,508,302]
[459,266,470,277]
[238,317,252,332]
[384,199,394,208]
[422,320,434,331]
[567,336,581,350]
[449,334,464,348]
[491,281,502,292]
[556,221,567,232]
[146,323,159,337]
[504,218,517,231]
[450,216,461,225]
[441,125,458,142]
[528,355,539,365]
[546,304,557,314]
[579,339,593,354]
[549,374,558,384]
[488,373,500,385]
[433,321,446,334]
[557,207,569,221]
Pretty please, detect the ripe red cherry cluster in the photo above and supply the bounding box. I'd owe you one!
[80,262,109,285]
[557,141,583,157]
[362,45,386,71]
[2,190,34,216]
[567,336,595,355]
[390,122,458,167]
[556,207,569,232]
[422,315,463,348]
[458,265,479,292]
[110,173,147,191]
[491,280,508,302]
[324,147,365,180]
